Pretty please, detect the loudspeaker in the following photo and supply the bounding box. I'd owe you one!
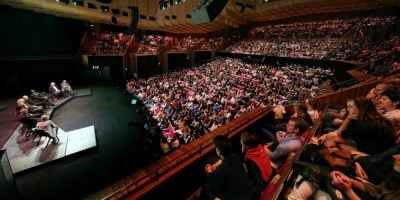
[191,0,228,24]
[127,6,139,33]
[111,16,118,24]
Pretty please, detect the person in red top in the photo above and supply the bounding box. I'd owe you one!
[241,131,273,198]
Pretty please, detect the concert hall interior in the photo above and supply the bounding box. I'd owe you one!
[1,0,400,200]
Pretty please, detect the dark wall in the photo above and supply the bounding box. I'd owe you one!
[0,58,81,99]
[194,51,211,65]
[168,53,187,71]
[87,56,125,86]
[137,55,159,79]
[0,5,85,57]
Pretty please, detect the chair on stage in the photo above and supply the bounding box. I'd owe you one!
[31,128,60,148]
[19,117,37,140]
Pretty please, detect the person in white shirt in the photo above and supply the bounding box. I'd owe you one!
[36,115,59,139]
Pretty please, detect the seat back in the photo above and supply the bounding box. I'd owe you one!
[19,117,36,129]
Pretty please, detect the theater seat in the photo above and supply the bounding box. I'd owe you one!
[31,129,59,148]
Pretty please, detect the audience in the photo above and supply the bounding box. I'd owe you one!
[249,18,358,39]
[320,97,395,155]
[127,58,332,149]
[226,38,372,61]
[229,16,399,66]
[305,98,320,124]
[331,153,400,200]
[136,35,171,55]
[90,32,132,55]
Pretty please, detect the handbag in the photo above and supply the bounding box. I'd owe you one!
[292,161,347,200]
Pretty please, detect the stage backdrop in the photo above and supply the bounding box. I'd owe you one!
[0,5,85,57]
[87,56,125,87]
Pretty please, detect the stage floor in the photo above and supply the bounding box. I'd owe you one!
[3,125,96,174]
[2,88,96,174]
[1,85,147,200]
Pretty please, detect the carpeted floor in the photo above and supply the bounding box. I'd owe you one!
[10,85,148,200]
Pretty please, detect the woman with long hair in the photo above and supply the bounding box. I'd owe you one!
[320,97,395,155]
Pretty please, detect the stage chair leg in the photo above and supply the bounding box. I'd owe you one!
[31,135,37,143]
[46,137,51,148]
[36,136,42,146]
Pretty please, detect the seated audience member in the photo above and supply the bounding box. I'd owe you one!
[366,78,400,113]
[272,102,287,123]
[288,147,400,200]
[36,115,59,139]
[292,102,313,127]
[60,80,74,96]
[380,86,400,144]
[331,153,400,200]
[160,137,171,154]
[354,146,400,184]
[321,106,347,134]
[49,82,62,98]
[267,117,308,163]
[240,131,273,198]
[201,135,255,200]
[305,98,319,124]
[319,97,395,155]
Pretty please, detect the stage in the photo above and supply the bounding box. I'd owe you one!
[2,88,96,174]
[0,85,148,200]
[3,125,96,174]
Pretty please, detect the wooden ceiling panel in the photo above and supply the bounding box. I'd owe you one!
[1,0,399,33]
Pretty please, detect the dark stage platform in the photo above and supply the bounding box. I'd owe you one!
[2,88,96,174]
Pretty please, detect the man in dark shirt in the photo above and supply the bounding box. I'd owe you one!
[202,135,255,200]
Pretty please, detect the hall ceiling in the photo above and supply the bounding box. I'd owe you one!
[1,0,399,33]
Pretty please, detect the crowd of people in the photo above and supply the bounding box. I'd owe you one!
[249,18,357,39]
[170,36,203,52]
[228,15,399,63]
[136,35,171,55]
[196,37,224,50]
[226,38,372,61]
[358,16,398,29]
[127,57,333,152]
[249,16,397,39]
[89,32,132,55]
[199,77,400,200]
